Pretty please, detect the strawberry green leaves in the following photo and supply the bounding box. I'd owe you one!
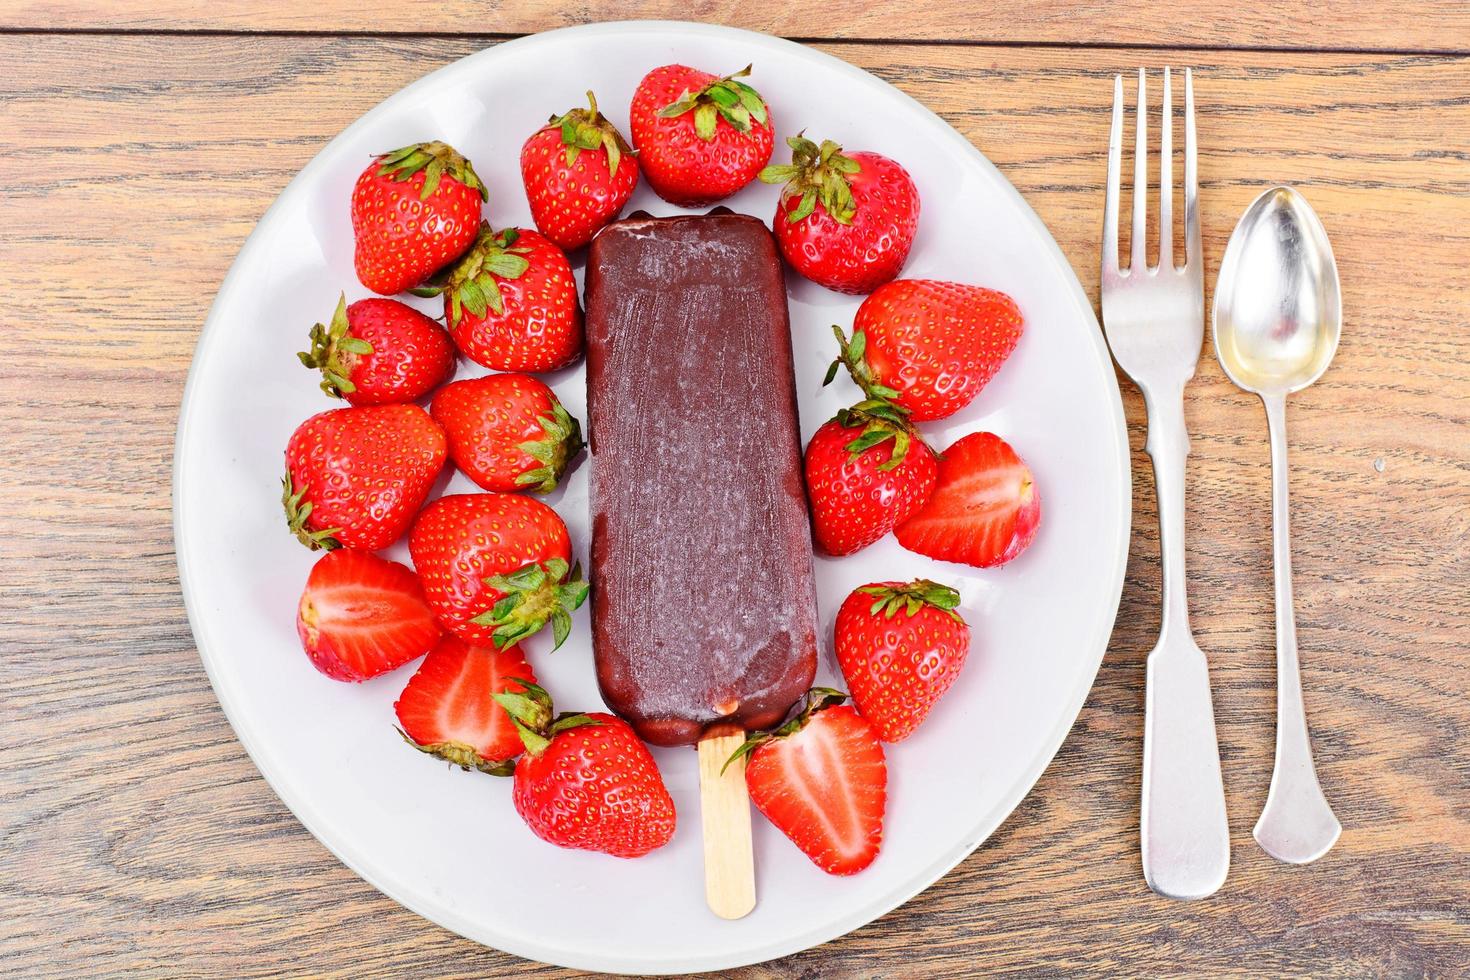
[823,325,900,402]
[723,687,850,773]
[297,293,374,398]
[280,472,342,551]
[552,90,636,176]
[656,64,770,142]
[491,679,600,758]
[474,557,590,651]
[414,223,531,326]
[374,140,488,203]
[515,400,585,495]
[856,580,965,623]
[759,134,863,225]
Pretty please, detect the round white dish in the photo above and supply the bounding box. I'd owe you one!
[174,20,1129,975]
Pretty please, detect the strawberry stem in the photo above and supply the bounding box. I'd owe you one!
[297,293,374,399]
[833,397,925,472]
[514,400,584,494]
[413,223,531,327]
[491,679,599,758]
[824,324,899,402]
[856,580,966,623]
[550,90,636,176]
[374,140,488,202]
[722,688,850,774]
[655,65,770,142]
[395,727,517,776]
[758,134,862,225]
[281,471,341,551]
[472,557,589,651]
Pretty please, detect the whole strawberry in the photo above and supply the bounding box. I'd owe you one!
[408,492,587,648]
[829,280,1024,421]
[282,404,447,551]
[732,689,886,875]
[351,141,486,295]
[430,373,583,494]
[298,293,455,405]
[394,636,536,774]
[521,91,638,251]
[418,223,582,372]
[760,136,919,294]
[494,681,676,858]
[629,64,774,206]
[835,581,971,742]
[804,399,938,556]
[296,548,442,682]
[896,431,1041,568]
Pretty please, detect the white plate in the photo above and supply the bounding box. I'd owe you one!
[174,20,1129,975]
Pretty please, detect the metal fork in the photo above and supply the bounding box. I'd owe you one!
[1102,68,1230,899]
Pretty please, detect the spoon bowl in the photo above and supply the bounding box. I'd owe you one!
[1213,186,1341,396]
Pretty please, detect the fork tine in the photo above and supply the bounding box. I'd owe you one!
[1184,67,1200,271]
[1103,74,1123,278]
[1130,68,1148,272]
[1159,68,1174,272]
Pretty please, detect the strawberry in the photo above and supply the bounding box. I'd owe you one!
[733,689,886,876]
[295,548,442,682]
[351,141,486,296]
[394,636,536,774]
[829,280,1025,422]
[417,224,583,373]
[759,136,920,295]
[494,681,676,858]
[521,91,638,251]
[282,404,447,551]
[804,399,938,556]
[629,64,774,206]
[834,580,971,742]
[408,492,587,648]
[895,432,1042,568]
[430,374,583,494]
[297,293,455,405]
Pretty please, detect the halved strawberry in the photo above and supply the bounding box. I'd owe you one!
[894,431,1041,568]
[734,689,886,876]
[394,636,536,774]
[295,549,442,682]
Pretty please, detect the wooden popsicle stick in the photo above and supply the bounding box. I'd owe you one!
[697,724,757,920]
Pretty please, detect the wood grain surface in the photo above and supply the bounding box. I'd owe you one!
[2,12,1469,979]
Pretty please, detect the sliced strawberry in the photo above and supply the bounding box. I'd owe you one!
[394,636,536,773]
[295,549,441,682]
[894,431,1041,568]
[737,690,886,875]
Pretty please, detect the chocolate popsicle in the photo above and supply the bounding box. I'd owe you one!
[585,211,819,748]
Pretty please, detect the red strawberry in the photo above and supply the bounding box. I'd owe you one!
[282,404,447,551]
[431,373,583,494]
[494,682,676,858]
[804,400,938,556]
[895,432,1041,568]
[295,548,442,682]
[394,636,536,773]
[629,64,774,207]
[521,91,639,251]
[830,280,1025,422]
[419,224,582,373]
[760,136,919,294]
[735,689,886,875]
[408,492,587,648]
[297,293,456,405]
[351,141,486,295]
[834,580,971,742]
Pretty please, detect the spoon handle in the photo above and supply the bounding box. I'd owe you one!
[1255,392,1341,863]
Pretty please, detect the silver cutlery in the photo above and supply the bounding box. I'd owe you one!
[1212,186,1343,864]
[1101,67,1231,899]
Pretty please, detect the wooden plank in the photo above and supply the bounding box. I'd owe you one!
[1,34,1468,978]
[4,0,1470,53]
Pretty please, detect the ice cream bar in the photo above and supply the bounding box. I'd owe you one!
[585,211,818,748]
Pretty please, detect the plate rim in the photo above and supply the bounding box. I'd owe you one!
[173,19,1131,975]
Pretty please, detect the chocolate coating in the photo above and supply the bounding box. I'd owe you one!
[585,212,819,746]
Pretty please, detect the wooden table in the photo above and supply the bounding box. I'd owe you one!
[4,3,1468,976]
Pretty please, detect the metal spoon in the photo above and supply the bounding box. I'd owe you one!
[1212,186,1342,863]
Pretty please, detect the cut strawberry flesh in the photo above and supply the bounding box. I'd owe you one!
[296,549,441,682]
[394,637,534,766]
[894,431,1041,568]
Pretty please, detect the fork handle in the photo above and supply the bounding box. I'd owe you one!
[1139,381,1231,899]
